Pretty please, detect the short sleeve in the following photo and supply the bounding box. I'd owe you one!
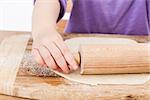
[57,0,67,22]
[146,0,150,28]
[148,1,150,28]
[34,0,36,4]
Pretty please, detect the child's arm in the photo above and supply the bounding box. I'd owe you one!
[32,0,78,73]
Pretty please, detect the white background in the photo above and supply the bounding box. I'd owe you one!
[0,0,33,31]
[0,0,70,31]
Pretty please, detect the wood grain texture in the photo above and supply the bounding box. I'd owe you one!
[12,76,150,100]
[0,31,150,99]
[0,94,28,100]
[80,44,150,74]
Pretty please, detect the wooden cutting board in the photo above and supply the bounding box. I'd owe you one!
[0,31,150,100]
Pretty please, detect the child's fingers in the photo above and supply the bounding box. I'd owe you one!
[32,48,45,65]
[38,45,58,70]
[55,67,63,72]
[55,40,78,71]
[44,42,70,74]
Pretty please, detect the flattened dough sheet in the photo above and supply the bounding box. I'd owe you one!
[52,37,150,85]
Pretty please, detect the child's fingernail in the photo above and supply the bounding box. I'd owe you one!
[73,65,78,70]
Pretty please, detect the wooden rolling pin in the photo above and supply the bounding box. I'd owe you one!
[74,43,150,75]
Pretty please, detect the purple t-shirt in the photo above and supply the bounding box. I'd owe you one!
[59,0,150,35]
[34,0,150,35]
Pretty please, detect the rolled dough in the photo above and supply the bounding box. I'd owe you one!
[52,37,150,85]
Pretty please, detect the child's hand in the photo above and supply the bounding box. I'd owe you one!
[32,31,78,74]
